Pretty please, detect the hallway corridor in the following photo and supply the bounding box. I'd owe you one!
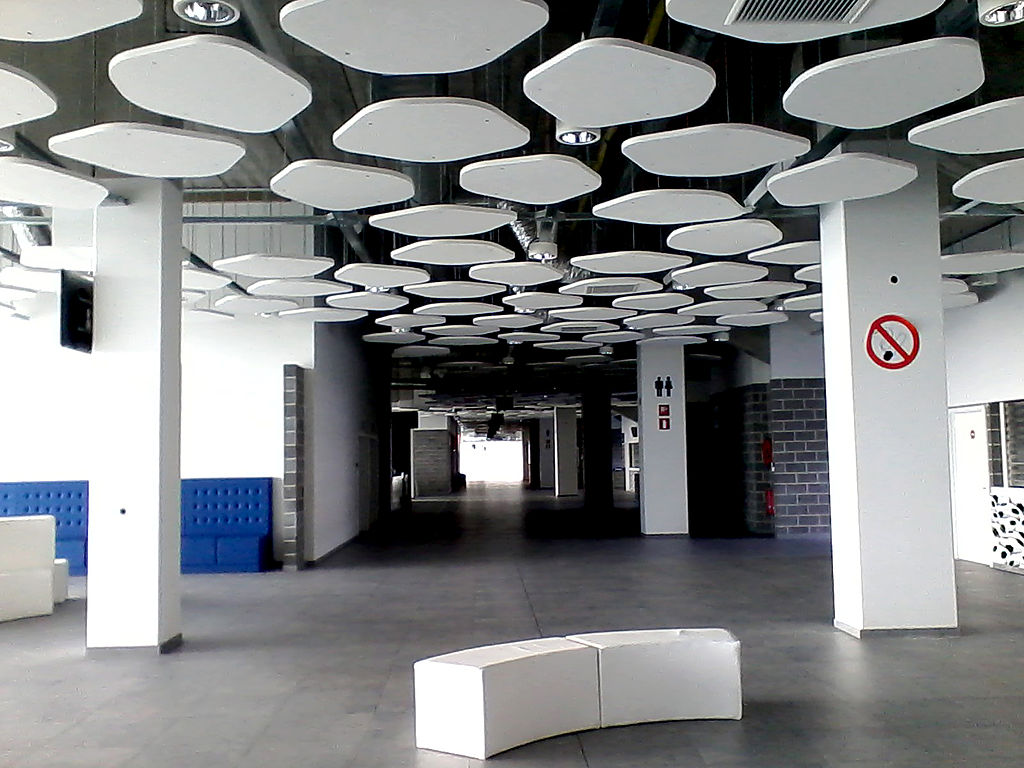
[2,485,1024,767]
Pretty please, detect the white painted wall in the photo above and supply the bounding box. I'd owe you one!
[944,217,1024,406]
[771,316,825,379]
[304,322,378,561]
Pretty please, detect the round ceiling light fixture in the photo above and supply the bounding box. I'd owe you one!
[555,119,600,146]
[173,0,241,26]
[979,0,1024,25]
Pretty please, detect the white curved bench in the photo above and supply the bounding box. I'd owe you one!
[414,637,600,760]
[0,515,56,623]
[567,628,742,727]
[414,628,742,759]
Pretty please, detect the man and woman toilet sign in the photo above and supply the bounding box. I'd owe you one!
[654,376,674,430]
[866,314,920,370]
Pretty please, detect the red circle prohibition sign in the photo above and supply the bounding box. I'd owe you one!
[865,314,920,370]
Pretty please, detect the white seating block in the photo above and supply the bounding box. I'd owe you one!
[567,628,742,727]
[0,515,56,622]
[414,637,600,759]
[53,558,69,604]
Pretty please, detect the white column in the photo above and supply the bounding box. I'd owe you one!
[87,179,183,651]
[553,406,578,497]
[821,147,958,637]
[538,416,554,490]
[637,339,688,534]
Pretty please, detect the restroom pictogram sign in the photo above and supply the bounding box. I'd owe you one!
[866,314,920,370]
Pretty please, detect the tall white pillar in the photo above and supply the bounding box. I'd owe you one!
[87,179,183,651]
[538,416,554,490]
[821,147,958,637]
[553,406,578,497]
[637,339,688,534]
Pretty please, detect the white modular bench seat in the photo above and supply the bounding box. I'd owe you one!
[53,557,69,604]
[414,637,600,759]
[0,515,56,623]
[567,628,742,727]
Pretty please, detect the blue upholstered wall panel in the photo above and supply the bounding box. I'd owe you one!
[0,481,88,575]
[0,478,273,575]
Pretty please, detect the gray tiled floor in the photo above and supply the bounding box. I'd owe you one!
[2,483,1024,767]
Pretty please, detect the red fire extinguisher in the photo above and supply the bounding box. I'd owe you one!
[762,436,775,517]
[764,488,776,518]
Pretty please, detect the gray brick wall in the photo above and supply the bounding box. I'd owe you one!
[770,378,831,537]
[282,364,306,570]
[411,429,452,497]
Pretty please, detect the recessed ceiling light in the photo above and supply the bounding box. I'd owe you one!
[980,0,1024,25]
[173,0,240,26]
[556,120,600,146]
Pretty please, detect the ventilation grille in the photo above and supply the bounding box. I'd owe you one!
[584,283,637,295]
[727,0,873,24]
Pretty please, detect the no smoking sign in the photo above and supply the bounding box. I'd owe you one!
[866,315,920,370]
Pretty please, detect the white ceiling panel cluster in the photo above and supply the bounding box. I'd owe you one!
[622,124,810,177]
[473,314,543,329]
[215,295,299,314]
[270,160,414,211]
[782,293,823,311]
[0,0,142,42]
[664,0,944,44]
[368,205,516,237]
[214,254,333,279]
[794,265,822,283]
[783,38,985,130]
[667,219,782,256]
[430,335,499,347]
[460,154,601,204]
[364,331,425,344]
[668,260,771,291]
[654,324,726,335]
[748,241,820,266]
[680,299,767,316]
[278,308,368,322]
[392,239,515,267]
[767,153,919,207]
[413,301,503,317]
[593,189,749,225]
[422,324,494,337]
[582,331,644,344]
[570,251,691,275]
[279,0,548,75]
[941,250,1024,274]
[333,98,529,162]
[499,331,559,343]
[547,307,636,322]
[108,36,312,133]
[377,314,445,329]
[0,158,108,209]
[540,321,618,334]
[468,261,562,287]
[952,159,1024,204]
[536,341,600,351]
[0,63,56,129]
[523,38,715,127]
[624,313,695,331]
[910,97,1024,155]
[50,123,247,179]
[718,311,788,327]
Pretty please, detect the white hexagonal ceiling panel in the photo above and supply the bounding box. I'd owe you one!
[664,0,943,44]
[473,314,544,329]
[468,261,562,287]
[536,341,600,351]
[612,293,694,311]
[783,38,985,130]
[794,265,822,283]
[944,292,979,310]
[941,250,1024,274]
[0,158,108,209]
[460,154,601,205]
[718,311,789,327]
[782,294,823,311]
[422,324,494,337]
[278,308,368,322]
[405,281,505,300]
[368,204,517,237]
[248,278,352,297]
[334,263,430,289]
[582,331,644,344]
[0,63,56,129]
[767,153,919,207]
[333,97,529,162]
[182,268,232,292]
[706,281,805,300]
[559,277,661,297]
[748,241,820,266]
[213,254,333,279]
[326,292,409,312]
[668,262,769,289]
[364,331,426,344]
[214,296,299,314]
[376,314,445,329]
[0,0,142,42]
[593,189,748,225]
[622,124,810,177]
[413,302,503,317]
[108,36,312,133]
[391,239,516,267]
[49,123,246,179]
[667,219,782,256]
[523,38,715,127]
[624,313,695,331]
[570,251,691,275]
[910,97,1024,155]
[392,345,450,358]
[953,159,1024,204]
[499,331,559,343]
[547,307,636,322]
[270,160,414,211]
[429,335,499,347]
[279,0,548,75]
[679,299,767,316]
[503,292,582,310]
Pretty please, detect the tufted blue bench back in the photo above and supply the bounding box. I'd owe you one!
[0,481,88,574]
[0,478,274,574]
